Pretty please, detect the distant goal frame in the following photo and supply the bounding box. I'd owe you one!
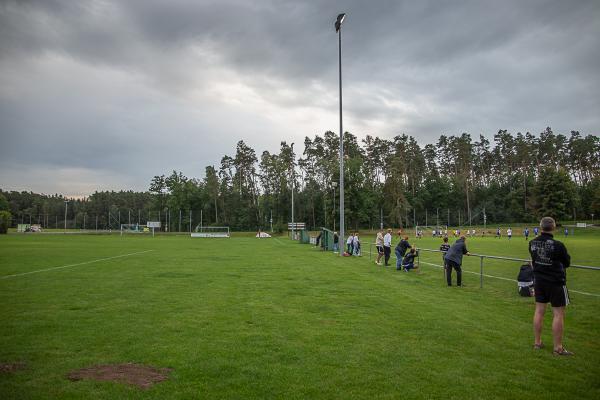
[191,226,230,238]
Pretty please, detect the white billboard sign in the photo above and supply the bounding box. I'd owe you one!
[147,221,161,228]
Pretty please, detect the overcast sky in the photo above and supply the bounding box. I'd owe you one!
[1,0,599,196]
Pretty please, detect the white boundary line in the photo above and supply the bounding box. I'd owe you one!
[419,260,600,298]
[0,250,154,280]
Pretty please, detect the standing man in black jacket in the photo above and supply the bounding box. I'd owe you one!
[444,236,470,286]
[529,217,573,356]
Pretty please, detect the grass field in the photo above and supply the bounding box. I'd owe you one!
[1,231,599,399]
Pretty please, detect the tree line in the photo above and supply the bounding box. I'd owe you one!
[2,128,599,232]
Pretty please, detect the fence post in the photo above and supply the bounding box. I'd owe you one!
[480,256,484,288]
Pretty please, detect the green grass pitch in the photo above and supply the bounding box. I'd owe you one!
[1,231,599,399]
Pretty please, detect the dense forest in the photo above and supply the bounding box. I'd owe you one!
[2,128,599,232]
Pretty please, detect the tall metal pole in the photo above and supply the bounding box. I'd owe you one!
[64,201,68,232]
[333,185,336,231]
[291,142,295,240]
[179,209,182,232]
[337,17,345,255]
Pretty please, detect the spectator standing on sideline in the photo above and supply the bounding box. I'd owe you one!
[375,229,384,265]
[383,229,392,266]
[346,234,354,255]
[524,227,530,241]
[352,232,361,256]
[534,226,539,236]
[333,231,339,252]
[564,227,569,237]
[507,227,513,240]
[496,227,501,238]
[395,236,412,270]
[444,236,471,286]
[440,237,450,270]
[530,217,573,355]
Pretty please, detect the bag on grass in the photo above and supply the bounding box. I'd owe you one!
[517,263,534,297]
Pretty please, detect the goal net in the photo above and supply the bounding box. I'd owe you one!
[120,224,149,234]
[191,225,230,238]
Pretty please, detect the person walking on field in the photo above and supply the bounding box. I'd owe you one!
[375,229,384,265]
[383,229,392,266]
[507,227,513,240]
[444,236,471,286]
[530,217,573,355]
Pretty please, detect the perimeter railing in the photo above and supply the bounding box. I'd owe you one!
[368,243,600,288]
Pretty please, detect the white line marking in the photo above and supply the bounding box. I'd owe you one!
[418,260,600,298]
[0,250,154,279]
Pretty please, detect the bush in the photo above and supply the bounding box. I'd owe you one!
[0,210,11,234]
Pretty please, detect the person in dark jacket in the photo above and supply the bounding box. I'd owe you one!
[395,236,411,270]
[444,236,470,286]
[530,217,573,356]
[440,237,450,271]
[402,248,418,271]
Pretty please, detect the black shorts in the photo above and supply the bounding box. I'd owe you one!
[534,282,570,307]
[376,245,384,254]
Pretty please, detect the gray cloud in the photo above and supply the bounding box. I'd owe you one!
[0,0,599,196]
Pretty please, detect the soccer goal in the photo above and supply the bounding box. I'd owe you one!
[120,224,149,235]
[191,225,230,238]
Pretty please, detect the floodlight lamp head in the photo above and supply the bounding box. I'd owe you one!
[335,13,346,32]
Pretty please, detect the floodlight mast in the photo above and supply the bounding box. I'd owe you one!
[291,142,295,240]
[335,13,346,256]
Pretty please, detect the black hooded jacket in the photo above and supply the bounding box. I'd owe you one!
[528,232,570,285]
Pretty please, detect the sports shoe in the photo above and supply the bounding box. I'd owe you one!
[553,348,574,356]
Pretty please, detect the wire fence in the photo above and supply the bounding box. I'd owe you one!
[368,243,600,289]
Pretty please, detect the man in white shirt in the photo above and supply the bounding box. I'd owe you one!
[383,229,392,266]
[346,234,354,255]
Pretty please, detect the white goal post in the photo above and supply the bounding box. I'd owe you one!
[191,225,230,238]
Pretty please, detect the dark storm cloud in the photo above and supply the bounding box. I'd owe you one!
[0,0,599,195]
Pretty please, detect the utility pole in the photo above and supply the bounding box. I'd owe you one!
[291,142,295,240]
[335,13,346,255]
[64,200,69,232]
[179,209,182,232]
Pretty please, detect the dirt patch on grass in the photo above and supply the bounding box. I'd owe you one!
[67,363,172,389]
[0,362,26,373]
